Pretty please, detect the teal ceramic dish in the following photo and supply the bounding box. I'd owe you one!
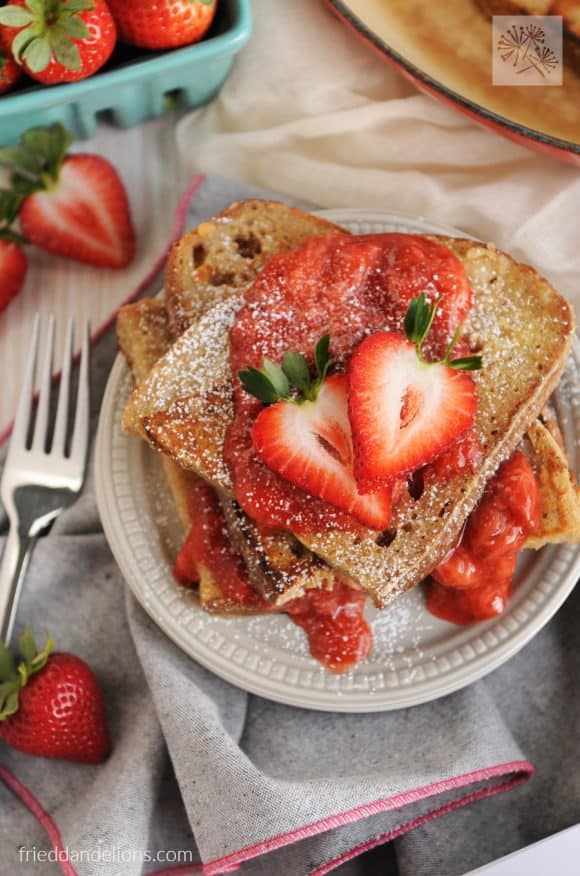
[0,0,251,146]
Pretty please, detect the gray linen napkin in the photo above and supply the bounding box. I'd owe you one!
[0,178,578,876]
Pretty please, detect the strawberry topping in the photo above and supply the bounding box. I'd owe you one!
[428,451,541,623]
[227,233,475,533]
[285,581,373,673]
[251,374,392,529]
[348,330,478,490]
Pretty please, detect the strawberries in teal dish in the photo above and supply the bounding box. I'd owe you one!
[107,0,217,51]
[0,0,116,85]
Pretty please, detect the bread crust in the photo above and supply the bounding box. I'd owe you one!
[165,199,346,337]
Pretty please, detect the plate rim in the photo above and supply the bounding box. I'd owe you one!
[325,0,580,158]
[95,208,580,712]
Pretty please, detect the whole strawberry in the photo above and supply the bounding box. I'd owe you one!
[0,189,27,313]
[0,0,116,85]
[107,0,216,51]
[0,123,135,268]
[0,45,22,93]
[0,629,110,764]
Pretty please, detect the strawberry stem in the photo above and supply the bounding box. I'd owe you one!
[0,123,72,197]
[240,334,334,406]
[0,629,54,721]
[403,294,482,372]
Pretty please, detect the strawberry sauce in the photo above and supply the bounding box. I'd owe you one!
[226,233,472,533]
[427,452,541,624]
[175,479,372,670]
[285,582,373,673]
[174,478,264,607]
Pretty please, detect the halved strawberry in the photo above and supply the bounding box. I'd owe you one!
[348,295,481,491]
[0,123,135,268]
[251,374,392,530]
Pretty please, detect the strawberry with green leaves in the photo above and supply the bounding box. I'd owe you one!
[107,0,216,51]
[0,122,135,268]
[240,336,394,530]
[0,0,116,85]
[348,294,482,491]
[0,629,110,763]
[0,188,27,313]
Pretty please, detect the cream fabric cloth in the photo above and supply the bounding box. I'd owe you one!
[177,0,580,311]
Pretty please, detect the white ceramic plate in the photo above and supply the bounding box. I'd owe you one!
[95,210,580,712]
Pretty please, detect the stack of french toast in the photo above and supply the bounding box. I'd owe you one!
[117,199,580,671]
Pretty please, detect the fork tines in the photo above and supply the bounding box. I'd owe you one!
[9,315,90,466]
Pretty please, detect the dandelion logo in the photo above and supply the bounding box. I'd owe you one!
[492,16,563,86]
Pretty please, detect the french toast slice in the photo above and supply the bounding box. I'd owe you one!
[218,498,336,605]
[523,417,580,549]
[118,299,339,609]
[117,299,264,615]
[164,199,346,337]
[123,226,577,609]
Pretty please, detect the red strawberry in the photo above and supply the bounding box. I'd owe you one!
[107,0,216,51]
[0,45,22,93]
[348,295,481,491]
[251,374,392,530]
[0,188,27,312]
[0,630,110,764]
[0,123,135,268]
[0,238,27,311]
[0,0,116,85]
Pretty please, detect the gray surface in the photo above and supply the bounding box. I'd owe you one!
[0,178,578,876]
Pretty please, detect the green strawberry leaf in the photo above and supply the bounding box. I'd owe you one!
[403,294,482,372]
[0,685,20,721]
[51,29,81,70]
[19,627,37,664]
[281,352,311,396]
[22,35,53,73]
[448,355,483,371]
[239,367,284,405]
[9,25,38,65]
[27,0,47,16]
[0,644,16,682]
[403,293,437,352]
[262,359,290,398]
[0,188,24,227]
[22,123,70,178]
[240,335,336,406]
[63,0,96,12]
[59,14,89,39]
[0,144,42,178]
[0,7,35,27]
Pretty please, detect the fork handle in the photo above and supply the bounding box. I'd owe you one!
[0,528,36,646]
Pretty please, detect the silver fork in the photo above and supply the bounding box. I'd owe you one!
[0,316,90,644]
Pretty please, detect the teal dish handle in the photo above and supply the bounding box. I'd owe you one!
[0,0,252,145]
